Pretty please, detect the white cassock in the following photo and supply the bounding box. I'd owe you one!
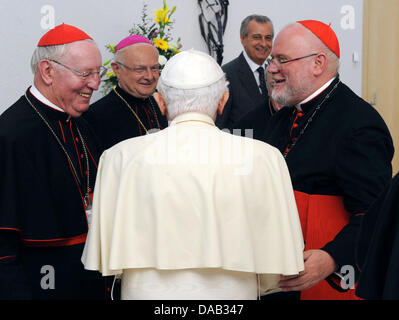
[82,112,304,300]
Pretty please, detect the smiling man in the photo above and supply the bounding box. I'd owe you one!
[215,14,274,131]
[261,20,394,300]
[85,35,168,152]
[0,24,108,299]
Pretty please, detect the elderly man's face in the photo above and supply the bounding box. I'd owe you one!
[241,20,273,66]
[112,44,159,99]
[51,40,102,117]
[267,25,316,106]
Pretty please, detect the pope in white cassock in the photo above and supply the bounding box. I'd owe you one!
[81,49,304,300]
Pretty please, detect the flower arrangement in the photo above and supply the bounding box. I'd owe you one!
[101,0,182,95]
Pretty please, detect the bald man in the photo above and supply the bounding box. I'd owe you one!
[85,35,168,152]
[261,20,393,300]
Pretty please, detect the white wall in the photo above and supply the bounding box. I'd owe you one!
[0,0,363,114]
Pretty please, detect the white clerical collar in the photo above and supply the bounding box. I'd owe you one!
[296,77,336,110]
[170,112,215,127]
[29,85,65,113]
[242,50,267,72]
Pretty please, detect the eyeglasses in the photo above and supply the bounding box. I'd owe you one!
[116,61,160,75]
[49,59,107,78]
[267,53,317,68]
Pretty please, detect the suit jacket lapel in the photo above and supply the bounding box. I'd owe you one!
[237,53,263,100]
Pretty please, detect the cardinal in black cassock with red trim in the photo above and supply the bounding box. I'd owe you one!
[259,20,393,300]
[0,24,109,299]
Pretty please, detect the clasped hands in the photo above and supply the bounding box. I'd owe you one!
[279,249,337,292]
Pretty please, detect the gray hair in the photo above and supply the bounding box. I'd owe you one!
[30,45,67,74]
[324,46,340,75]
[156,76,229,120]
[30,39,95,74]
[240,14,274,38]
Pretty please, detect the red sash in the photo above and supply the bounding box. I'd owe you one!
[294,190,361,300]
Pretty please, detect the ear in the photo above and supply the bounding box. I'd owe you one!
[217,91,230,115]
[313,53,328,76]
[153,92,167,115]
[110,62,121,78]
[38,60,55,85]
[240,34,246,46]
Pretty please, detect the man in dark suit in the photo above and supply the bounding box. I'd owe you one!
[216,14,274,131]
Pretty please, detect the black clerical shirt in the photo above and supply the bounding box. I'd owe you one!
[84,85,168,153]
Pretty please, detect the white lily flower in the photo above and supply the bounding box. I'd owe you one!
[158,55,168,66]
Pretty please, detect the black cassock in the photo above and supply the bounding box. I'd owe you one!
[0,88,108,299]
[260,77,394,299]
[84,85,168,153]
[356,173,399,300]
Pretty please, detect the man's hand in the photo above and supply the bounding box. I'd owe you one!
[278,249,337,292]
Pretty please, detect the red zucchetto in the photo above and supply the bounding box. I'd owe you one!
[297,20,340,58]
[37,23,92,47]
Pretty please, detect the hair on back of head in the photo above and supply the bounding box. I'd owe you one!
[157,76,229,120]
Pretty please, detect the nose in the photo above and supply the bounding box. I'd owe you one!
[87,73,100,90]
[143,67,155,81]
[267,60,279,73]
[258,37,268,48]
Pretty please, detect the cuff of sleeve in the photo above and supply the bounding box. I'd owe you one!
[325,272,348,293]
[321,246,359,293]
[322,242,349,274]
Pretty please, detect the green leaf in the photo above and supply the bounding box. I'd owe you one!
[169,5,176,16]
[103,59,112,66]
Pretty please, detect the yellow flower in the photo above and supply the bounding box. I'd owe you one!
[106,71,115,78]
[153,38,169,51]
[154,8,170,24]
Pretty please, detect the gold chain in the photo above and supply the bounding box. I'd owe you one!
[283,80,340,159]
[113,87,161,134]
[268,98,274,116]
[24,92,91,208]
[149,95,162,130]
